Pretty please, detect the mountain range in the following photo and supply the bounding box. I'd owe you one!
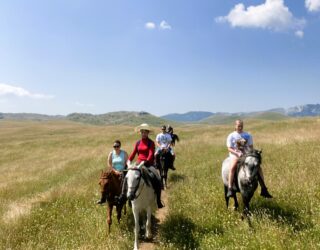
[0,104,319,125]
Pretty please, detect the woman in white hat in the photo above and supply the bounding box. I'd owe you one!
[118,123,164,208]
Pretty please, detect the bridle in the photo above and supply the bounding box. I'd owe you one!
[241,153,261,182]
[127,168,145,200]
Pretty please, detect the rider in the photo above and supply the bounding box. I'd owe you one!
[118,123,164,208]
[155,125,175,170]
[97,140,128,205]
[226,119,273,198]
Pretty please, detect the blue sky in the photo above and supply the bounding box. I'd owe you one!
[0,0,319,116]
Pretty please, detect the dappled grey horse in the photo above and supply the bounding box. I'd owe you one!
[222,150,262,215]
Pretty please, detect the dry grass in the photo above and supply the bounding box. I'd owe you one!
[1,118,320,249]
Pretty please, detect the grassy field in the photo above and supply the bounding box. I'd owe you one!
[1,118,320,249]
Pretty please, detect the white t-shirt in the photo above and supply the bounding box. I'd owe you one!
[226,131,253,157]
[156,133,172,149]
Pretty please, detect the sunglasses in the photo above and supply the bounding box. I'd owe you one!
[113,145,120,148]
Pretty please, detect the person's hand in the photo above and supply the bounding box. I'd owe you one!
[127,160,132,167]
[237,151,243,158]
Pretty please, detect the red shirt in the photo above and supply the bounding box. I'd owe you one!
[129,138,155,165]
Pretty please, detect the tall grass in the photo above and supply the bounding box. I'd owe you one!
[1,119,320,249]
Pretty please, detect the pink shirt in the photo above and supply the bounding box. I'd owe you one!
[129,138,155,165]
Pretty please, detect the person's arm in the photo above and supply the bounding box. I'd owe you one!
[228,147,242,157]
[155,134,161,148]
[128,142,138,162]
[167,134,172,149]
[227,133,242,157]
[107,151,113,170]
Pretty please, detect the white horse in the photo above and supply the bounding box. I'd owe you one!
[126,161,158,250]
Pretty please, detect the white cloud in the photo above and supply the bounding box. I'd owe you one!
[145,22,156,30]
[305,0,320,12]
[0,83,54,99]
[159,20,172,30]
[216,0,305,35]
[295,30,304,38]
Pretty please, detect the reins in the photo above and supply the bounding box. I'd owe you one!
[128,168,145,200]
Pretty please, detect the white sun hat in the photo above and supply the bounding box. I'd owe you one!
[134,123,154,134]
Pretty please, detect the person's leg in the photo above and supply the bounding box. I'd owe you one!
[117,177,128,204]
[258,167,273,198]
[227,157,238,197]
[149,167,164,208]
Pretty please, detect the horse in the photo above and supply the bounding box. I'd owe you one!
[126,162,158,250]
[221,149,262,216]
[156,148,173,190]
[98,169,126,233]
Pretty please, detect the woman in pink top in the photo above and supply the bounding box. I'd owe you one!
[118,124,164,208]
[128,124,155,167]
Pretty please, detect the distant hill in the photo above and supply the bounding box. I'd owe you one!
[1,103,319,125]
[286,104,320,117]
[161,104,320,123]
[161,111,214,122]
[200,111,289,125]
[66,111,171,126]
[0,113,64,121]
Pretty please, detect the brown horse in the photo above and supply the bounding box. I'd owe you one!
[98,169,126,233]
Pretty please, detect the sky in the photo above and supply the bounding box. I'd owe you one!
[0,0,319,116]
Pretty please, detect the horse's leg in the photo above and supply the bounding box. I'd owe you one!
[123,202,127,215]
[159,163,165,190]
[164,166,168,189]
[116,203,122,223]
[145,206,152,239]
[242,197,250,217]
[233,193,239,210]
[224,185,230,208]
[107,204,113,233]
[133,206,140,250]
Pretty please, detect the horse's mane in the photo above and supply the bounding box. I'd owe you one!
[101,169,122,181]
[140,166,152,187]
[238,149,262,166]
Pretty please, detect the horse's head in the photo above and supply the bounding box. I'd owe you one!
[98,169,122,200]
[126,167,142,201]
[125,161,145,201]
[240,150,262,183]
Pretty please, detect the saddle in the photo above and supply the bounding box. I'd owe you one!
[141,166,162,191]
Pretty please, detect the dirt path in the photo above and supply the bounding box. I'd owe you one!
[139,189,169,250]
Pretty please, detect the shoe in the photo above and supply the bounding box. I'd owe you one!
[260,188,273,198]
[96,197,106,205]
[226,188,234,198]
